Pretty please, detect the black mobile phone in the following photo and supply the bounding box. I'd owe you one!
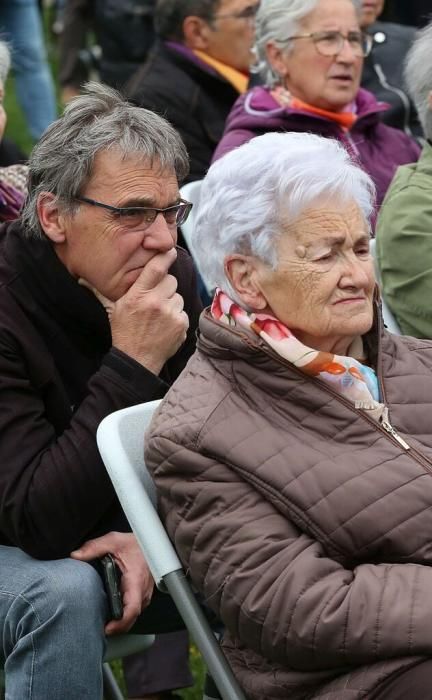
[101,554,124,621]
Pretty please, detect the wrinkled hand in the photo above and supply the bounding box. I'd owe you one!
[71,532,154,635]
[79,248,189,375]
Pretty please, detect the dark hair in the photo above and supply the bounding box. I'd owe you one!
[154,0,220,41]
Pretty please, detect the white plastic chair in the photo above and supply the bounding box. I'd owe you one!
[370,238,401,335]
[96,400,246,700]
[180,180,213,295]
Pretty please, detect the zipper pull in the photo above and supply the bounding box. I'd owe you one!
[380,407,410,450]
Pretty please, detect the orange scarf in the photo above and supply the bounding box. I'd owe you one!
[272,86,357,130]
[193,50,249,94]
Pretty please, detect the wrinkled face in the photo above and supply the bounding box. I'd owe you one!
[55,150,179,301]
[251,201,375,354]
[206,0,258,72]
[277,0,363,111]
[360,0,385,27]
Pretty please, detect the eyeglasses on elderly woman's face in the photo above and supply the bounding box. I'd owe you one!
[74,196,193,231]
[283,31,373,58]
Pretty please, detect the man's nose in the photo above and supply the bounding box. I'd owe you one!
[144,213,176,250]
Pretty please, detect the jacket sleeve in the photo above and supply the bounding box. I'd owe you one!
[0,339,169,559]
[376,173,432,338]
[211,128,256,163]
[146,433,432,670]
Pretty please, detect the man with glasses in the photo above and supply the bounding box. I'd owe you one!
[126,0,258,182]
[0,82,202,700]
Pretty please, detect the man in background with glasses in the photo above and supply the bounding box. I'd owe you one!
[0,82,202,700]
[126,0,258,183]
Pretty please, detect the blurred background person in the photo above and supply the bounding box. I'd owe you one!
[376,21,432,339]
[359,0,422,139]
[0,41,27,222]
[214,0,420,223]
[380,0,430,28]
[126,0,258,183]
[0,0,57,141]
[58,0,156,103]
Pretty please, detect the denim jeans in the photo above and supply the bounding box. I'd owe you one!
[0,545,107,700]
[0,0,57,140]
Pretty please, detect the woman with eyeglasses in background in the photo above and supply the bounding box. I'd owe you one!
[214,0,420,224]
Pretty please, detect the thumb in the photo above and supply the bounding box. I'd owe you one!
[129,248,177,294]
[71,535,115,561]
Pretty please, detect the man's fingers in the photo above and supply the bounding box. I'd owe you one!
[70,533,117,561]
[130,248,177,293]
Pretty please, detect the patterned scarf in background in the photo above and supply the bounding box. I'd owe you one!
[0,165,27,222]
[211,289,383,417]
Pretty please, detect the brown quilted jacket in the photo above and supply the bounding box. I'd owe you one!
[146,305,432,699]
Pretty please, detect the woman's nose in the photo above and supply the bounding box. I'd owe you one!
[340,256,371,288]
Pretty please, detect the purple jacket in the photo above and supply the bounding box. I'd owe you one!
[213,86,420,213]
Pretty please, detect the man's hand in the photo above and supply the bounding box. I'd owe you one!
[71,532,154,635]
[81,248,189,375]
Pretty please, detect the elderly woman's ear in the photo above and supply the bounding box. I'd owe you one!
[224,255,269,310]
[265,41,289,80]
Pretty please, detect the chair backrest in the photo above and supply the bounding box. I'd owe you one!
[370,238,401,335]
[97,400,182,588]
[180,180,213,294]
[97,401,247,700]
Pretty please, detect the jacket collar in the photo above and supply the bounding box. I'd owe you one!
[2,220,111,350]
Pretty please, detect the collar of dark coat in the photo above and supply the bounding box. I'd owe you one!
[1,219,112,351]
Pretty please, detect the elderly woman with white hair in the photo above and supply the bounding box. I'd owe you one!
[147,131,432,699]
[214,0,420,219]
[0,40,27,221]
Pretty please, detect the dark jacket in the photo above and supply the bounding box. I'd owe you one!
[147,307,432,699]
[213,87,420,214]
[0,220,202,559]
[126,42,241,182]
[362,21,422,139]
[59,0,156,91]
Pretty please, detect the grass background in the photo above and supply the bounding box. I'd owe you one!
[3,12,206,699]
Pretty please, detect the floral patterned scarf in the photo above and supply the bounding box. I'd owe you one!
[211,289,383,417]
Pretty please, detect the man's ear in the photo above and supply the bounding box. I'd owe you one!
[265,41,288,81]
[36,192,68,244]
[428,90,432,110]
[224,255,268,310]
[182,15,212,51]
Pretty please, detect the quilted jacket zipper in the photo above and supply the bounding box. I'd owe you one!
[248,315,432,477]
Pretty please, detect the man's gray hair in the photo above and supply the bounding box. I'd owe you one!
[21,81,189,239]
[255,0,360,85]
[0,41,11,85]
[192,132,375,302]
[404,21,432,141]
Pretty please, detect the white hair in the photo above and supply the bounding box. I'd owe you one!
[192,132,376,301]
[404,21,432,141]
[255,0,360,85]
[0,41,11,85]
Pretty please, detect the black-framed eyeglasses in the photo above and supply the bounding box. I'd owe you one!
[212,2,259,22]
[282,30,373,58]
[74,196,193,231]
